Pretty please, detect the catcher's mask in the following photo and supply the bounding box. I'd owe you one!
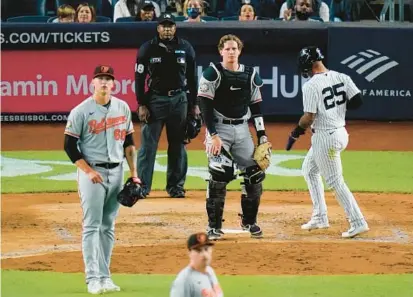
[297,46,324,78]
[208,146,237,183]
[184,115,202,142]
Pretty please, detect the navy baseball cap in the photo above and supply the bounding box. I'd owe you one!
[187,232,214,250]
[142,0,155,10]
[158,13,176,25]
[93,65,115,80]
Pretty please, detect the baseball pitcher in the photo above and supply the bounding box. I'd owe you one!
[64,65,141,294]
[170,232,223,297]
[285,46,369,238]
[197,34,272,241]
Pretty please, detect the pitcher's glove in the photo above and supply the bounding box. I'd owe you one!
[253,140,272,171]
[117,177,146,207]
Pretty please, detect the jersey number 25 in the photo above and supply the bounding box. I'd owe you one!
[322,83,346,110]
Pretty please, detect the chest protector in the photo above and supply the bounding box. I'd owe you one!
[214,63,253,119]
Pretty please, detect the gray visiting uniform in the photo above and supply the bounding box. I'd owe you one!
[64,96,134,283]
[170,265,223,297]
[198,63,263,171]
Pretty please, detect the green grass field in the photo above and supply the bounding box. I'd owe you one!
[2,150,413,296]
[1,150,413,193]
[2,271,413,297]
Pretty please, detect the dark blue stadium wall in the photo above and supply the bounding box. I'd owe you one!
[1,21,412,122]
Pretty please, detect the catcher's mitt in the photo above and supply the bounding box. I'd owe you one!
[117,177,145,207]
[253,141,272,170]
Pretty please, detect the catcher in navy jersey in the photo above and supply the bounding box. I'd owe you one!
[197,34,272,240]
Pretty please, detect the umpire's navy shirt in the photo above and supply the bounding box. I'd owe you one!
[135,35,197,107]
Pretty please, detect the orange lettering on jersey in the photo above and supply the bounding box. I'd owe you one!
[88,116,127,134]
[201,288,219,297]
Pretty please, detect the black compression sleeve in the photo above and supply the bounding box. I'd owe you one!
[199,96,217,135]
[64,134,83,163]
[123,133,135,149]
[347,92,363,110]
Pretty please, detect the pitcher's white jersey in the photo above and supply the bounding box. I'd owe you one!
[302,70,360,130]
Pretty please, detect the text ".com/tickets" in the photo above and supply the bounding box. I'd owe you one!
[0,32,110,44]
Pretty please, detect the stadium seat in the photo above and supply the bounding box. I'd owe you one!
[201,16,219,21]
[309,16,324,22]
[96,15,112,22]
[174,16,186,21]
[6,15,50,22]
[115,16,136,22]
[221,15,238,21]
[2,0,47,18]
[256,16,271,20]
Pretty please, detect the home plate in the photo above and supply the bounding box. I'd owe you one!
[221,229,249,234]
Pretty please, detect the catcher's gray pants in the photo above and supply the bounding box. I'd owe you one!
[205,120,256,171]
[77,164,123,283]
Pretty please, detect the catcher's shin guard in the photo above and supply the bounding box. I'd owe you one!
[206,180,227,229]
[240,182,262,225]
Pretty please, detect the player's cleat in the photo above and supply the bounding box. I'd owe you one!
[301,220,330,230]
[342,224,369,238]
[101,278,121,292]
[87,279,104,295]
[207,228,224,240]
[241,223,263,239]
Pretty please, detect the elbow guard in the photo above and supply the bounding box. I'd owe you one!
[347,93,363,110]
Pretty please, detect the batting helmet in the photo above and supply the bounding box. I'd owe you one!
[184,115,202,142]
[297,46,324,78]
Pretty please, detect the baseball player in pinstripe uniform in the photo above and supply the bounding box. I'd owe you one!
[286,46,369,238]
[64,65,140,294]
[198,34,270,240]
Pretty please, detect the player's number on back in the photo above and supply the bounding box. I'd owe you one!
[322,83,346,110]
[114,129,126,141]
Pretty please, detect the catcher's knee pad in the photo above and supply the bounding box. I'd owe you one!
[241,164,265,185]
[240,183,262,225]
[206,180,227,229]
[208,147,237,183]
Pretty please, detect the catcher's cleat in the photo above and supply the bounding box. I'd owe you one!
[207,228,224,241]
[240,222,263,239]
[238,213,263,239]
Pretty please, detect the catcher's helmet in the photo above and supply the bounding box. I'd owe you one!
[297,46,324,78]
[184,115,202,140]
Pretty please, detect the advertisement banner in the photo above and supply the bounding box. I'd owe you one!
[1,49,305,121]
[327,26,413,120]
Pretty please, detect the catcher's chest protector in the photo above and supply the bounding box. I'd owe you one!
[213,63,253,118]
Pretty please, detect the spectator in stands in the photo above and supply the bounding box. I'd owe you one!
[54,4,76,23]
[183,0,206,22]
[280,0,329,21]
[239,3,257,20]
[135,0,158,21]
[75,3,96,23]
[114,0,161,22]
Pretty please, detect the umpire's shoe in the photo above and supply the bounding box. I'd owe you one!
[168,188,186,198]
[207,227,224,241]
[239,214,263,238]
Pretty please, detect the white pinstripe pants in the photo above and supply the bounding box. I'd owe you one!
[302,127,366,227]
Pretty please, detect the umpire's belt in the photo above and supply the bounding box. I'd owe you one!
[94,162,120,169]
[214,118,248,125]
[152,88,183,97]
